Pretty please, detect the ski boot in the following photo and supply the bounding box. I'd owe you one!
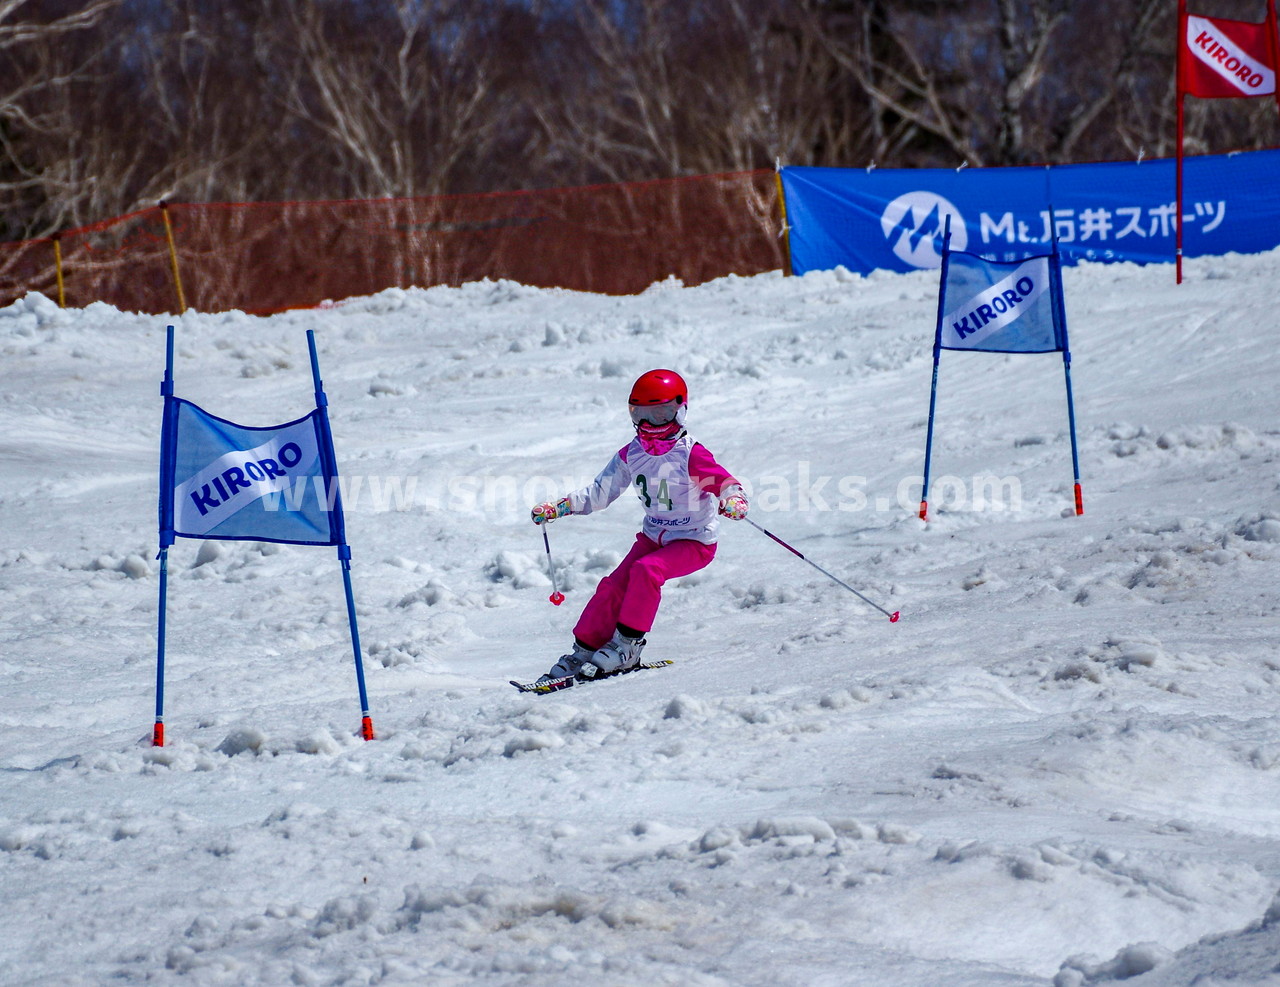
[579,629,646,679]
[537,642,594,684]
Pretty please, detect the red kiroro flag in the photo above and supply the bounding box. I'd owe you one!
[1180,12,1277,98]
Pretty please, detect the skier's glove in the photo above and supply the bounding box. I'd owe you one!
[532,497,572,525]
[718,492,749,520]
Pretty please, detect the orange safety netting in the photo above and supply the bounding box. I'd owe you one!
[0,170,785,315]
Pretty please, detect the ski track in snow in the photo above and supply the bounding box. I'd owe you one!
[1,256,1279,985]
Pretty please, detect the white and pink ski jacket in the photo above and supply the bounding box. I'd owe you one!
[567,433,739,546]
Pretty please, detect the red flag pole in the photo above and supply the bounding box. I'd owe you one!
[1176,0,1187,284]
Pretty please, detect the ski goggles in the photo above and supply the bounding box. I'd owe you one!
[629,399,681,426]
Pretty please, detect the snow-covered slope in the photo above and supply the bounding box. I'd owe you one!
[1,250,1278,986]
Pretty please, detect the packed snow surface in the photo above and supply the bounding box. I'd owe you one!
[2,251,1279,986]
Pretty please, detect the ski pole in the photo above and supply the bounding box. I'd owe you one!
[540,524,565,606]
[746,518,900,622]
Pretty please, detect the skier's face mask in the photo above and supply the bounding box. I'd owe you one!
[629,399,682,426]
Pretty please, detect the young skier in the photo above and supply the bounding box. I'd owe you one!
[530,369,748,683]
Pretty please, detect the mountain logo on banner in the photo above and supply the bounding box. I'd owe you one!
[880,192,967,268]
[1182,14,1277,98]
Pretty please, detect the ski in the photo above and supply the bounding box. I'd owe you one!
[510,660,673,695]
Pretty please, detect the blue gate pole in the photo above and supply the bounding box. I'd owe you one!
[1048,221,1084,516]
[338,545,372,739]
[154,550,168,747]
[307,330,375,740]
[154,325,177,746]
[1063,355,1083,515]
[919,217,952,521]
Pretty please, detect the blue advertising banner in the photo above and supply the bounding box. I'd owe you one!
[781,148,1280,276]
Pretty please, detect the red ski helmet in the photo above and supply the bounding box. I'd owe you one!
[629,369,686,407]
[628,369,688,431]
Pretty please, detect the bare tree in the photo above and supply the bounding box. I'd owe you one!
[258,0,529,199]
[793,0,985,167]
[1039,0,1170,161]
[994,0,1069,163]
[532,0,692,183]
[2,0,1279,246]
[0,0,121,239]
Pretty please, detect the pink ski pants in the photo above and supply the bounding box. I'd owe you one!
[573,533,717,648]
